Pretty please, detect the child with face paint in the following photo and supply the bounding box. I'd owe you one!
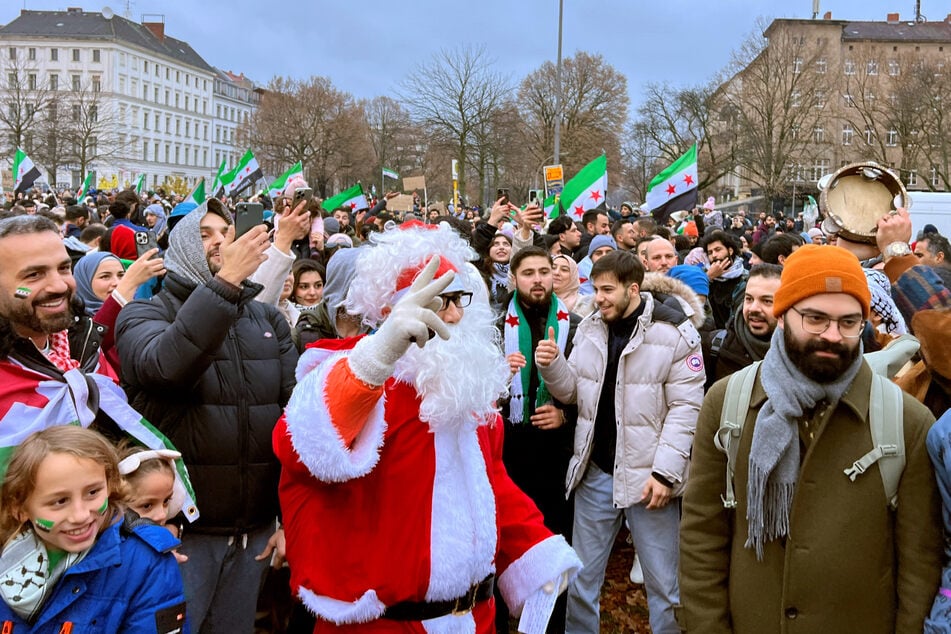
[0,427,188,632]
[118,445,188,563]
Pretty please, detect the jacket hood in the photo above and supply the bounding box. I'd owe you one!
[164,199,232,288]
[641,272,706,328]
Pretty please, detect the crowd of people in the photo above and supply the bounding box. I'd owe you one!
[0,178,949,633]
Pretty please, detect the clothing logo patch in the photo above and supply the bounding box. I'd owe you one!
[263,331,273,338]
[686,354,704,372]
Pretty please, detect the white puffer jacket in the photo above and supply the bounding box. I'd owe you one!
[539,285,706,508]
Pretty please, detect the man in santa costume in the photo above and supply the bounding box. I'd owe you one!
[273,221,581,633]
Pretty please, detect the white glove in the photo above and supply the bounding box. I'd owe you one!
[517,572,569,634]
[348,256,454,386]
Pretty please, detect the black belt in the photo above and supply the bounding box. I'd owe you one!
[382,575,495,621]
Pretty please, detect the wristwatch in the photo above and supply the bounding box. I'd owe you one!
[883,241,912,258]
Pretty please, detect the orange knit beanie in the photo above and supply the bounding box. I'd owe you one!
[773,244,871,318]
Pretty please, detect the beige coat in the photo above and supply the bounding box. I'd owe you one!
[539,289,706,507]
[679,362,943,634]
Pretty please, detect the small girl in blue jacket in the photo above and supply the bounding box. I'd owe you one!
[0,426,188,633]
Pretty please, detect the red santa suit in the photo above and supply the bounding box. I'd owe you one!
[274,339,581,633]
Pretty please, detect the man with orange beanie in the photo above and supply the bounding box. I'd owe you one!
[679,244,942,634]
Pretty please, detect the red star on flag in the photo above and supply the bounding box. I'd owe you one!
[573,206,584,218]
[505,314,520,328]
[556,310,569,321]
[589,190,602,203]
[579,277,588,285]
[666,184,677,196]
[349,202,357,210]
[683,174,694,186]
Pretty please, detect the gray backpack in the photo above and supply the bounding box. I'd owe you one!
[715,361,905,510]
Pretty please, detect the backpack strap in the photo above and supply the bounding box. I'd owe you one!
[715,361,761,509]
[842,373,905,509]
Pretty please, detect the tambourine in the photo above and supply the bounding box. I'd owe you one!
[817,162,910,244]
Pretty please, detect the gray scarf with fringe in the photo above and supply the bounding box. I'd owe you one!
[746,327,863,559]
[164,200,232,288]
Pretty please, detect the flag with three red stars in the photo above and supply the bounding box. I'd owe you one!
[548,154,607,220]
[645,144,698,226]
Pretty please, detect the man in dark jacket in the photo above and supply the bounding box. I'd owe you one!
[116,199,298,633]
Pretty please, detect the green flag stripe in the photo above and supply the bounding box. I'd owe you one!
[648,144,697,190]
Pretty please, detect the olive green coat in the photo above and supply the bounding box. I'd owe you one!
[679,361,942,634]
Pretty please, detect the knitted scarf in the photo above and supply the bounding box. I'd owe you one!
[713,256,746,282]
[490,263,510,298]
[504,293,569,424]
[731,306,771,362]
[746,327,863,559]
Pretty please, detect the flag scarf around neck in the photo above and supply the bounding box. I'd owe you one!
[76,171,95,201]
[322,184,369,212]
[646,144,698,226]
[550,155,608,221]
[504,293,570,424]
[267,162,304,198]
[13,148,41,194]
[0,359,199,522]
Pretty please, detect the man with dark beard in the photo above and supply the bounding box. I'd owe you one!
[498,246,580,633]
[680,244,942,634]
[702,230,748,329]
[273,223,581,632]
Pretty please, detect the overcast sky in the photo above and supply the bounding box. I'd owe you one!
[5,0,938,112]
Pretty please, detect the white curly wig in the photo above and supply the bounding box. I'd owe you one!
[346,221,481,330]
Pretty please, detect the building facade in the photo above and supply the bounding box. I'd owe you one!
[713,11,951,209]
[0,8,255,192]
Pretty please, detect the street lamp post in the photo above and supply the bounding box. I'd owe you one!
[553,0,564,166]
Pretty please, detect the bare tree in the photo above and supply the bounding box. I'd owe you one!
[32,101,73,185]
[714,18,832,207]
[399,45,507,201]
[0,53,55,158]
[517,51,629,181]
[240,76,372,197]
[61,84,124,178]
[908,60,951,191]
[363,96,417,193]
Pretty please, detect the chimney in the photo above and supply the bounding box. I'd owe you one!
[946,12,951,23]
[824,11,832,19]
[143,21,165,42]
[886,12,900,23]
[66,7,82,13]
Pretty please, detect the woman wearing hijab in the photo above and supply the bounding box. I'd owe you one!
[74,250,165,372]
[551,254,596,318]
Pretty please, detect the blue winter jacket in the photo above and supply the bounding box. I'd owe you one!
[0,516,187,633]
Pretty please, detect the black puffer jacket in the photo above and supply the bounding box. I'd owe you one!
[116,272,298,534]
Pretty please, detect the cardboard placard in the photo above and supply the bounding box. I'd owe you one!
[387,193,416,213]
[403,175,426,191]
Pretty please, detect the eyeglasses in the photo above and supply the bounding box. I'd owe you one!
[438,292,472,311]
[790,307,865,338]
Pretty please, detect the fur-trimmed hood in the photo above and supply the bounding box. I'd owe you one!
[641,272,706,329]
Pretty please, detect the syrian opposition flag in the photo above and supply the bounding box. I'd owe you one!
[211,160,228,198]
[267,161,304,198]
[184,179,206,205]
[226,149,263,196]
[13,148,41,194]
[646,144,698,226]
[76,171,95,201]
[322,184,369,212]
[134,173,146,194]
[550,155,608,220]
[382,167,400,181]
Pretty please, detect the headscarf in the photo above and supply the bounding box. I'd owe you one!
[74,251,123,316]
[552,254,580,312]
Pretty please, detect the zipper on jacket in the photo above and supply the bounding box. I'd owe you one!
[77,319,95,366]
[227,328,250,531]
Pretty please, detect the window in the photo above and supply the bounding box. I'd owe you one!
[842,124,854,145]
[143,111,149,130]
[154,113,159,130]
[791,90,801,107]
[71,74,80,91]
[143,141,149,161]
[185,120,190,137]
[886,129,898,146]
[165,143,170,162]
[154,141,159,161]
[90,106,98,123]
[865,126,874,144]
[72,104,81,121]
[813,126,825,143]
[165,68,170,80]
[165,90,169,105]
[184,147,189,164]
[815,58,827,74]
[867,60,879,75]
[176,71,180,82]
[844,59,855,75]
[203,149,208,167]
[7,48,15,60]
[203,124,208,141]
[843,93,855,108]
[92,49,100,63]
[907,170,918,186]
[7,73,15,88]
[27,74,36,90]
[933,165,941,187]
[72,49,80,62]
[165,115,171,132]
[175,93,179,108]
[791,124,800,140]
[49,74,58,90]
[144,61,149,73]
[175,146,180,163]
[888,60,900,76]
[186,75,190,87]
[119,77,125,93]
[814,90,826,108]
[792,57,803,74]
[175,119,181,135]
[888,93,899,106]
[810,159,831,182]
[50,48,58,61]
[184,95,189,110]
[864,90,876,103]
[28,48,36,61]
[92,76,100,93]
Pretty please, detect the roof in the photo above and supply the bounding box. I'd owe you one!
[841,20,951,42]
[0,9,216,74]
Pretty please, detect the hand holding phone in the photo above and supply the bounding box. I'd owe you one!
[134,231,160,260]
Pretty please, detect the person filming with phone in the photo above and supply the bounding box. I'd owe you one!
[115,198,298,632]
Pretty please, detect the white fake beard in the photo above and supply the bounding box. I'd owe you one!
[393,300,509,434]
